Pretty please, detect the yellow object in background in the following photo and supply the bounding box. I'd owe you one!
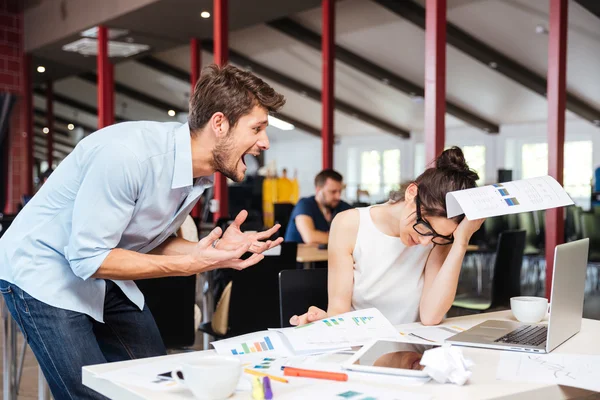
[276,176,294,203]
[262,177,276,227]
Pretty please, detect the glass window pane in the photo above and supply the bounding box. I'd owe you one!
[383,149,401,196]
[462,145,486,185]
[521,143,548,179]
[564,141,592,199]
[360,150,381,196]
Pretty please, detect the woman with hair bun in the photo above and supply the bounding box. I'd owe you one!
[290,147,484,326]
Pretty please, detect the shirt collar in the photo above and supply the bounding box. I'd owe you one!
[171,123,195,189]
[171,123,215,189]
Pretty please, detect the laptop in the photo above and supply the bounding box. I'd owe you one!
[446,238,589,353]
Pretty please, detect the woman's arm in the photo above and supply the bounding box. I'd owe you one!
[289,209,359,325]
[419,218,485,325]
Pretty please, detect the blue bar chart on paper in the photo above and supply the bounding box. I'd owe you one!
[229,336,275,355]
[352,316,374,326]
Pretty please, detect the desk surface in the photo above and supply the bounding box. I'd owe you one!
[296,244,328,263]
[83,311,599,400]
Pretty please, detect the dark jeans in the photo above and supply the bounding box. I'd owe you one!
[0,279,167,400]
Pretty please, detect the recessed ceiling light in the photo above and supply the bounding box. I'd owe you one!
[43,127,49,134]
[200,11,211,18]
[68,124,75,130]
[168,110,176,117]
[37,66,45,73]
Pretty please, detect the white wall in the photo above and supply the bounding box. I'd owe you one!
[265,117,600,205]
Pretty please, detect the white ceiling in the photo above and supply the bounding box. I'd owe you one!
[34,0,600,155]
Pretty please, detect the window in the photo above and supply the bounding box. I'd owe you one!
[462,145,486,185]
[564,141,592,199]
[521,141,593,200]
[359,149,401,199]
[360,150,381,196]
[383,149,401,195]
[521,143,548,179]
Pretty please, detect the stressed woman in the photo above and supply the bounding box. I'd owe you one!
[290,147,484,327]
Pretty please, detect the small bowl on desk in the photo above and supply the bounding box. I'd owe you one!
[510,296,549,323]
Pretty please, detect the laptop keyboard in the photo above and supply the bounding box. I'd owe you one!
[493,325,547,347]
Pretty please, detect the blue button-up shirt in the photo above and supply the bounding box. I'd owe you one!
[0,121,212,322]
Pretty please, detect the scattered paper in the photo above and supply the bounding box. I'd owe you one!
[271,308,403,354]
[404,326,463,344]
[276,382,432,400]
[211,330,292,357]
[420,344,473,385]
[496,352,600,392]
[97,360,186,392]
[446,175,573,220]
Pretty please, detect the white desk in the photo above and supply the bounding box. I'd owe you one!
[83,311,599,399]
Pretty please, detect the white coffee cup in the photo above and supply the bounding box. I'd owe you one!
[171,356,241,400]
[510,296,549,323]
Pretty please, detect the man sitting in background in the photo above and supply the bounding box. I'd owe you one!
[284,169,352,244]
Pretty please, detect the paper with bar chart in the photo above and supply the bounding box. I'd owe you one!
[446,175,573,220]
[271,308,402,354]
[211,330,293,357]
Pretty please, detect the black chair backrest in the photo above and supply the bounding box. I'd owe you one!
[273,203,295,239]
[490,230,526,309]
[135,276,196,349]
[278,268,328,328]
[226,242,298,336]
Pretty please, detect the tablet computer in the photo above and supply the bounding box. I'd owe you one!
[342,339,438,378]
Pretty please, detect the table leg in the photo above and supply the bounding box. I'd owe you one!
[38,367,51,400]
[2,299,17,400]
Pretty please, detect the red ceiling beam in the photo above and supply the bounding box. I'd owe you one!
[545,0,568,299]
[424,0,446,164]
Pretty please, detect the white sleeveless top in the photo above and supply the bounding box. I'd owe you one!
[351,206,434,325]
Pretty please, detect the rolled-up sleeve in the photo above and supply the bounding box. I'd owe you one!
[65,144,143,280]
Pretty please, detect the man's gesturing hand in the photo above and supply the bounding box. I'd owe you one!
[217,210,284,254]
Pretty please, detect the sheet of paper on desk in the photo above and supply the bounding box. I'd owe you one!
[276,381,432,400]
[97,361,185,392]
[496,352,600,392]
[211,330,293,356]
[401,326,463,344]
[271,308,402,354]
[446,175,573,220]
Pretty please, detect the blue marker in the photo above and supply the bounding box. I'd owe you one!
[263,376,273,399]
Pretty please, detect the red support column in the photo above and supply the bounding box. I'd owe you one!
[107,62,115,125]
[23,54,33,195]
[545,0,568,299]
[97,25,109,129]
[190,37,202,219]
[46,81,54,169]
[424,0,447,164]
[322,0,335,169]
[213,0,229,222]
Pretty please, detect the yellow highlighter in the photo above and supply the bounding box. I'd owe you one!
[251,376,264,400]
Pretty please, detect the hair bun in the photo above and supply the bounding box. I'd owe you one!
[436,146,479,181]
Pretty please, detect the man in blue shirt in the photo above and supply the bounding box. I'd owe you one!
[0,64,285,399]
[285,169,352,244]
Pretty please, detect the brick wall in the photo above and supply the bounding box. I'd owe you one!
[0,0,28,215]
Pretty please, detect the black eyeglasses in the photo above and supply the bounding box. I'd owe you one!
[412,194,454,245]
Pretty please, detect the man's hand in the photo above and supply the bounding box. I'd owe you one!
[188,227,265,273]
[217,210,284,254]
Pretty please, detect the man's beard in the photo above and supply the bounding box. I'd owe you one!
[211,135,243,183]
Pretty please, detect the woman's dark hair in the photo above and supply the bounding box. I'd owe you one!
[389,146,479,223]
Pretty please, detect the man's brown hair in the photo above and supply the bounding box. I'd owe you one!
[315,169,344,188]
[188,64,286,133]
